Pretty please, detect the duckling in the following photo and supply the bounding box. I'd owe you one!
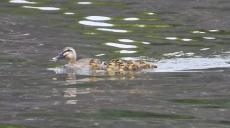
[127,60,139,71]
[106,61,116,71]
[89,59,101,69]
[118,61,126,72]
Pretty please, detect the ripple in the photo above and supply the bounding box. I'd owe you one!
[96,28,128,33]
[23,6,60,11]
[77,2,92,5]
[203,37,216,40]
[165,37,178,40]
[95,54,105,57]
[181,38,192,42]
[119,50,137,54]
[123,17,139,21]
[64,12,75,15]
[146,12,155,15]
[192,30,206,34]
[79,20,113,27]
[10,0,36,4]
[142,42,150,44]
[155,57,230,72]
[86,16,111,21]
[105,42,137,48]
[200,48,210,51]
[209,29,220,32]
[163,51,194,57]
[118,39,134,43]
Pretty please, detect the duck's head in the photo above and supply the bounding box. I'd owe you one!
[52,47,77,64]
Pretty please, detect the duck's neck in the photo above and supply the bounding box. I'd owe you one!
[68,59,77,66]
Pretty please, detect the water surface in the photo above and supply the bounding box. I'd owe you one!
[0,0,230,128]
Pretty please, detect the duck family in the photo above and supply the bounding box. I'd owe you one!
[52,47,157,72]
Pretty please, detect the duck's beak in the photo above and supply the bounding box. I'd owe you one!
[51,51,65,62]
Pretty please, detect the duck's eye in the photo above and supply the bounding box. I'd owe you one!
[64,49,72,53]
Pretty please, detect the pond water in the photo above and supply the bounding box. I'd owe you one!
[1,0,230,128]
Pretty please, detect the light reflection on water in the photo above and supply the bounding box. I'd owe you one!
[96,28,128,33]
[9,0,36,4]
[105,42,137,48]
[2,0,230,128]
[85,16,111,21]
[22,6,60,11]
[78,20,113,27]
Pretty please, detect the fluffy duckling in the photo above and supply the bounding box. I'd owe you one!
[135,60,157,69]
[89,59,101,69]
[126,61,139,71]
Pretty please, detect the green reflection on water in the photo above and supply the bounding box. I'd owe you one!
[20,109,194,120]
[172,99,230,108]
[78,109,194,120]
[0,124,28,128]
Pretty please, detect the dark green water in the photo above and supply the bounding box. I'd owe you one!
[1,0,230,128]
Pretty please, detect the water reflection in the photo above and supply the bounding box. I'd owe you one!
[85,16,111,21]
[96,28,128,33]
[78,20,113,27]
[118,39,135,43]
[181,38,193,42]
[105,42,137,48]
[155,57,230,72]
[64,12,75,15]
[192,30,206,34]
[10,0,36,4]
[165,37,178,40]
[77,2,92,5]
[22,6,60,11]
[2,0,230,127]
[203,37,216,40]
[123,17,139,21]
[119,50,137,54]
